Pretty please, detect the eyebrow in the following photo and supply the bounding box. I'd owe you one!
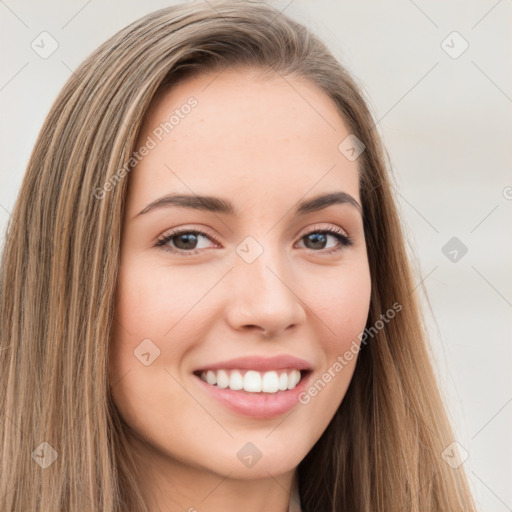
[136,191,362,218]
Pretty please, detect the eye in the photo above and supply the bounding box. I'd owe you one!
[155,227,219,256]
[155,225,353,256]
[297,225,353,255]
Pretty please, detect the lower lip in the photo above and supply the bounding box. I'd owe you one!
[194,372,311,418]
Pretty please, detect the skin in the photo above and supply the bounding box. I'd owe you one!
[109,67,372,512]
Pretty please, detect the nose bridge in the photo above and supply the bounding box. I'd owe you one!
[225,234,306,335]
[239,243,288,297]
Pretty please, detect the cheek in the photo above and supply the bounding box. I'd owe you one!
[108,266,197,451]
[109,256,218,429]
[295,259,371,418]
[114,255,214,336]
[331,269,371,344]
[304,258,372,350]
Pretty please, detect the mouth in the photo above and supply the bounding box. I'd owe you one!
[192,359,313,418]
[193,368,310,393]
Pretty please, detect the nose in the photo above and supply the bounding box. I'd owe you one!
[225,248,307,339]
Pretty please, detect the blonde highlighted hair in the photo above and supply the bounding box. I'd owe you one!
[0,1,478,510]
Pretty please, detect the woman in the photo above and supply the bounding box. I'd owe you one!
[0,1,478,511]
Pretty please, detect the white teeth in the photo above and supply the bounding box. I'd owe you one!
[244,370,261,392]
[278,372,288,391]
[262,371,279,393]
[199,368,303,393]
[216,369,229,389]
[206,370,216,385]
[287,369,301,390]
[228,370,244,391]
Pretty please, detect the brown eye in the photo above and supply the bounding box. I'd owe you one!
[155,229,219,256]
[170,232,202,250]
[298,228,353,254]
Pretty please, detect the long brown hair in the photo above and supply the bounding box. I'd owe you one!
[0,1,478,510]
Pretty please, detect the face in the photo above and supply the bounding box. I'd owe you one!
[109,67,371,483]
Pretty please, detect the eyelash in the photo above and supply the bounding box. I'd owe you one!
[155,225,353,257]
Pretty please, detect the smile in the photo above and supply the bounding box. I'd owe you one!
[192,355,313,418]
[198,368,303,393]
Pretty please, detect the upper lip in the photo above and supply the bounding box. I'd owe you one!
[194,355,313,373]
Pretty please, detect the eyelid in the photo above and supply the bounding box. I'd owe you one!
[297,223,349,239]
[296,223,354,253]
[155,225,221,248]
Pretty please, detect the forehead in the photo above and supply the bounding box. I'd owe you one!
[128,68,361,212]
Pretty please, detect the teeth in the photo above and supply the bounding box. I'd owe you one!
[229,370,244,390]
[262,371,279,393]
[244,370,262,392]
[217,369,229,389]
[278,372,288,391]
[199,368,303,393]
[288,369,301,389]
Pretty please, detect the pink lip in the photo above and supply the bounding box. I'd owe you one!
[194,370,312,418]
[194,354,313,373]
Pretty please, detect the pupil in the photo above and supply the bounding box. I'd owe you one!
[176,233,197,249]
[307,233,326,250]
